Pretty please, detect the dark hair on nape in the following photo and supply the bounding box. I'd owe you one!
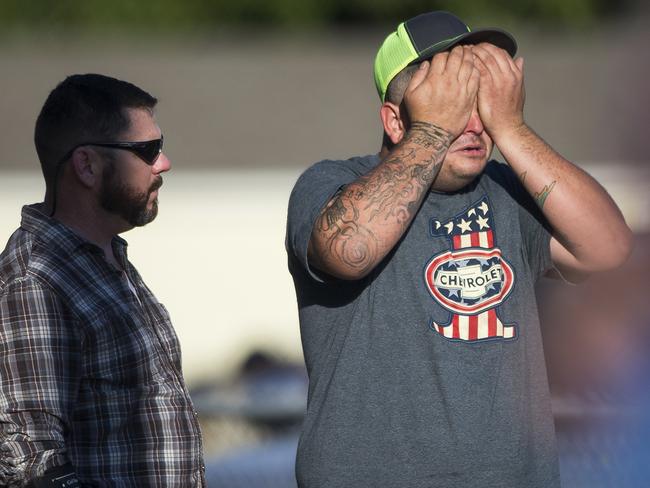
[34,73,158,188]
[385,64,420,106]
[382,64,420,149]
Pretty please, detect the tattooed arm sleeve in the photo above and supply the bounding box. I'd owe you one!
[495,123,632,276]
[307,122,453,280]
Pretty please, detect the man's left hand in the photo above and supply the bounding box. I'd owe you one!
[473,43,525,141]
[473,43,633,278]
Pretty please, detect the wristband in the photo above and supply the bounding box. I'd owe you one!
[26,463,80,488]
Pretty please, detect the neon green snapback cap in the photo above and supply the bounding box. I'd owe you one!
[374,11,517,102]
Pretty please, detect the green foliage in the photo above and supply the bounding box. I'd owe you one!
[0,0,634,30]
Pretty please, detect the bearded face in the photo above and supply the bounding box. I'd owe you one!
[99,162,163,227]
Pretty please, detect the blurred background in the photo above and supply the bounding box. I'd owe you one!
[0,0,648,486]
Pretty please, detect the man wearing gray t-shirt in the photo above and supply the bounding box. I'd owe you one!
[286,11,632,488]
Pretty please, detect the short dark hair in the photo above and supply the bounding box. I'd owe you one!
[34,73,158,187]
[382,64,420,149]
[385,64,419,106]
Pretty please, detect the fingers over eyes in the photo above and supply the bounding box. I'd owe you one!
[474,43,517,75]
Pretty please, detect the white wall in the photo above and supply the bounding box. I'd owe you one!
[0,169,304,384]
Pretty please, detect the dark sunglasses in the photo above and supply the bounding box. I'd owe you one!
[57,135,164,166]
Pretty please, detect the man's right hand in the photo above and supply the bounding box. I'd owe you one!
[403,45,479,138]
[305,47,477,281]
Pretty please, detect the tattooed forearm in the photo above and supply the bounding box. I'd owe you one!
[534,181,557,208]
[311,122,453,276]
[408,121,455,150]
[328,221,379,274]
[518,171,556,209]
[322,198,348,231]
[315,196,378,273]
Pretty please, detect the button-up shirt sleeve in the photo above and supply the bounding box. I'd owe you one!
[0,278,81,487]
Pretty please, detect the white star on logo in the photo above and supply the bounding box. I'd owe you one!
[445,222,455,234]
[479,201,489,214]
[457,219,472,233]
[476,215,490,230]
[467,208,477,217]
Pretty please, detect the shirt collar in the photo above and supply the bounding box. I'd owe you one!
[21,203,128,257]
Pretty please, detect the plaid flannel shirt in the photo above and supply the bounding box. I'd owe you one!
[0,204,205,487]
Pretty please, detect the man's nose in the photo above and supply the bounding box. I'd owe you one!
[465,108,484,135]
[153,152,171,174]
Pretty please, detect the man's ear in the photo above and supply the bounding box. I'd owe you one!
[379,102,407,146]
[69,147,101,189]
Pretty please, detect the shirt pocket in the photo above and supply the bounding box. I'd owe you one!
[81,309,166,386]
[145,301,184,374]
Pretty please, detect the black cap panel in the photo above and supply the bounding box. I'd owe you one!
[405,11,470,54]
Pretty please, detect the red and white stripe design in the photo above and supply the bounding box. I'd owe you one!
[432,308,515,340]
[452,230,494,249]
[432,229,516,341]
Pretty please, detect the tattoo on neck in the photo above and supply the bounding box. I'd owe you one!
[535,181,556,208]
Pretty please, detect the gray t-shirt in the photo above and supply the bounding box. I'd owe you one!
[286,155,560,488]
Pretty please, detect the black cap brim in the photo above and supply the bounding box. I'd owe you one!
[414,28,517,64]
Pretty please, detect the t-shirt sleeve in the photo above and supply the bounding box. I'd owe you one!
[286,159,362,282]
[517,190,553,280]
[489,162,553,280]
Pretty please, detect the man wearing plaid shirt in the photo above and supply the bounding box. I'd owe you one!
[0,74,205,487]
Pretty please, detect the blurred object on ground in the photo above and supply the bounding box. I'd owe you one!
[193,350,307,431]
[192,350,305,486]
